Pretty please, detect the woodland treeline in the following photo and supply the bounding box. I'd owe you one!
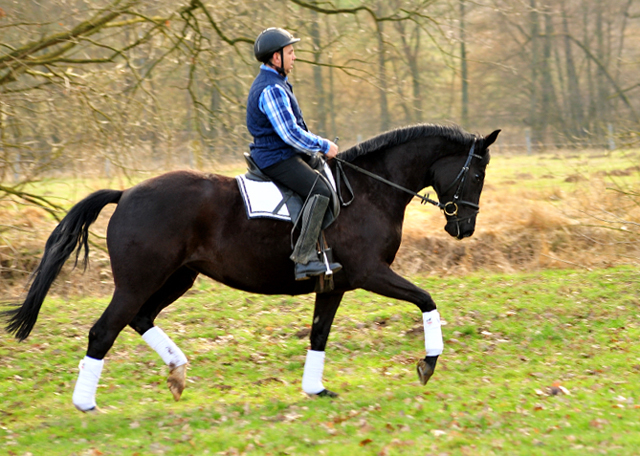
[1,0,639,186]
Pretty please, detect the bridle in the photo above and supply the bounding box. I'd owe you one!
[333,140,482,219]
[438,140,483,218]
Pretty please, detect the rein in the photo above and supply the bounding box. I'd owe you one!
[333,140,480,217]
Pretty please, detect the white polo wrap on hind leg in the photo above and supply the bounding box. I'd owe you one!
[142,326,188,369]
[423,309,444,356]
[302,350,326,394]
[72,356,104,411]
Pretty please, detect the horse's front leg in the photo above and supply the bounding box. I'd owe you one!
[303,291,344,398]
[357,266,442,386]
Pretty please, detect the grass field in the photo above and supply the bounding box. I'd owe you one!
[1,146,639,454]
[1,266,640,455]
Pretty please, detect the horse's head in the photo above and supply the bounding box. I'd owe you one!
[432,129,500,240]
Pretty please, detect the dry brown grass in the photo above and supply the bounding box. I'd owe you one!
[1,149,639,298]
[396,167,640,276]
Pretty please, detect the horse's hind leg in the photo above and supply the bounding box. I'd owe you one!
[72,267,198,412]
[73,288,148,412]
[129,266,199,401]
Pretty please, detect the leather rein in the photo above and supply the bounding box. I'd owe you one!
[333,140,481,218]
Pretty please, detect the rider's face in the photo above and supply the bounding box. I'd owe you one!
[272,44,296,75]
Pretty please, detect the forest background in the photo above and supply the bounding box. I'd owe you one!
[0,0,639,292]
[1,0,639,176]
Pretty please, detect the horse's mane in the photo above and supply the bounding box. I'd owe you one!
[338,123,476,163]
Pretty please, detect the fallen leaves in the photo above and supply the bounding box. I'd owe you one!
[294,327,311,339]
[534,381,571,397]
[589,418,609,429]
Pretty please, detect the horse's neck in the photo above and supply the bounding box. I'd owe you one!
[375,142,441,193]
[341,145,432,213]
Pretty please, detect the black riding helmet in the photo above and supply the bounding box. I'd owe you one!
[254,28,300,75]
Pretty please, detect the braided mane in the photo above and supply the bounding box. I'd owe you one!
[338,124,475,163]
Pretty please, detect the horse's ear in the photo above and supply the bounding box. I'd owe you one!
[483,129,501,148]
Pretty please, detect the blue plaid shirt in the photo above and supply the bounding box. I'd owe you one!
[258,66,330,155]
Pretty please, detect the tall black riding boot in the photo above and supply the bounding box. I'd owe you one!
[291,194,342,281]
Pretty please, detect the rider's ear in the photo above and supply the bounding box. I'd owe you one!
[483,130,501,148]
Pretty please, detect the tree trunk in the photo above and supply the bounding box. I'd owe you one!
[539,3,562,144]
[395,18,422,124]
[595,1,608,137]
[584,0,596,135]
[562,1,584,139]
[460,0,469,128]
[310,9,327,136]
[528,0,541,144]
[326,15,337,137]
[375,1,390,132]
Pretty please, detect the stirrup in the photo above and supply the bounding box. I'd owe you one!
[294,261,342,281]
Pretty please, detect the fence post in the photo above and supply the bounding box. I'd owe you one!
[607,123,615,150]
[525,128,532,155]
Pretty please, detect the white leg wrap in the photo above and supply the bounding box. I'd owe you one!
[72,356,104,411]
[142,326,188,369]
[423,309,444,356]
[302,350,325,395]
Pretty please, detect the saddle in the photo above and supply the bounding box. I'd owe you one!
[239,153,340,229]
[237,153,342,292]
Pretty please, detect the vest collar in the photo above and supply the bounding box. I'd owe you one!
[260,64,288,82]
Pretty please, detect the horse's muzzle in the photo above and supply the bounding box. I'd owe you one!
[445,215,476,239]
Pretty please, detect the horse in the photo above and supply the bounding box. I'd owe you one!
[3,124,500,412]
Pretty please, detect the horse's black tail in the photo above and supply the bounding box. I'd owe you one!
[3,189,123,341]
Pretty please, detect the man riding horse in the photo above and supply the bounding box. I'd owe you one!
[246,27,342,281]
[4,25,500,409]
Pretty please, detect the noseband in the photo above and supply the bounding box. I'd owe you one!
[333,140,482,220]
[439,140,483,218]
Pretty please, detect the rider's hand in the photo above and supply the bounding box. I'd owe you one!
[325,141,339,159]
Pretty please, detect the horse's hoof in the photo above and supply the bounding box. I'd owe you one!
[417,355,439,386]
[80,406,105,414]
[313,389,338,398]
[168,364,187,401]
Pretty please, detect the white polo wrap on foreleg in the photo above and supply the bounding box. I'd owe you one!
[302,350,326,395]
[423,309,444,356]
[142,326,188,369]
[72,356,104,411]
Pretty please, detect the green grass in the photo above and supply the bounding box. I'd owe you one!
[2,266,640,455]
[487,148,640,191]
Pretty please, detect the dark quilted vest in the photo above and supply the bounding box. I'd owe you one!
[246,68,308,169]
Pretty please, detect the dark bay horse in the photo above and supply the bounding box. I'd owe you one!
[4,124,500,411]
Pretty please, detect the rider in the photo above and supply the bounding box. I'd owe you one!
[247,27,342,281]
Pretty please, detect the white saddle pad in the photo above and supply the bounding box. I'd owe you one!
[236,175,292,221]
[235,162,337,222]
